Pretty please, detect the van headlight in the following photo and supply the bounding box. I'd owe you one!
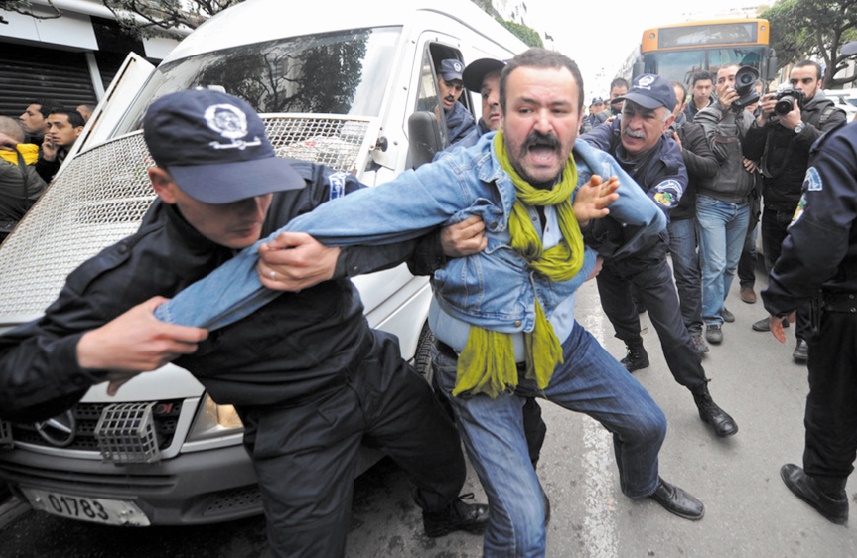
[187,394,244,442]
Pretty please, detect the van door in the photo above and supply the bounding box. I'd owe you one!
[64,53,156,165]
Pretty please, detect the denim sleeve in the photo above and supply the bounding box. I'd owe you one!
[155,155,477,330]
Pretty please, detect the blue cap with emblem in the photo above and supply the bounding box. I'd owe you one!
[614,74,676,112]
[439,58,465,82]
[143,89,305,204]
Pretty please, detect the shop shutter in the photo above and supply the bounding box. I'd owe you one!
[0,43,98,119]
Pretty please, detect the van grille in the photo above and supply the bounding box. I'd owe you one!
[11,400,182,452]
[0,115,376,321]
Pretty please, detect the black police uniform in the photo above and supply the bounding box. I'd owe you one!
[763,121,857,496]
[0,160,467,557]
[582,121,705,386]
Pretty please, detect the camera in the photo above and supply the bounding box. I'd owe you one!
[730,66,761,110]
[774,85,805,116]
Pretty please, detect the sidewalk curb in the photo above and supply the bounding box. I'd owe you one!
[0,497,30,530]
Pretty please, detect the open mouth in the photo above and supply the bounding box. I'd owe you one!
[523,133,560,162]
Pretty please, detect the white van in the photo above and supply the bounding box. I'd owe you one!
[0,0,525,526]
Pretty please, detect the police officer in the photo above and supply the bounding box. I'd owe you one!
[763,121,857,526]
[0,90,489,557]
[582,73,738,438]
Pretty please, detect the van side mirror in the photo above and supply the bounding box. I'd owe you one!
[407,111,443,169]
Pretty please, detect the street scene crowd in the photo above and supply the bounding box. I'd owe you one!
[0,24,856,558]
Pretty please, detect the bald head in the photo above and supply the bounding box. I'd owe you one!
[0,116,25,143]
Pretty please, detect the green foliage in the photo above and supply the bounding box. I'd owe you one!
[497,19,544,48]
[763,0,857,87]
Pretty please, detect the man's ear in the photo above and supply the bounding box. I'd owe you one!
[663,113,676,133]
[148,167,178,203]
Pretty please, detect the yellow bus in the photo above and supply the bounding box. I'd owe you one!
[629,18,777,85]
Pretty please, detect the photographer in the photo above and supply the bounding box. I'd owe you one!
[694,65,757,346]
[743,60,846,363]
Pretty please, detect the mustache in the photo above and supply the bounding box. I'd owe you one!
[624,128,646,140]
[523,131,560,150]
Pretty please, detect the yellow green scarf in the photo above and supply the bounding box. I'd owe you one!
[453,131,584,397]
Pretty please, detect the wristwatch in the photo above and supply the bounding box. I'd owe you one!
[794,122,805,134]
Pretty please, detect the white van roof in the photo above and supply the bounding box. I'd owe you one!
[164,0,526,64]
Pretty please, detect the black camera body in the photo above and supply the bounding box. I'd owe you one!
[731,66,761,110]
[774,85,805,116]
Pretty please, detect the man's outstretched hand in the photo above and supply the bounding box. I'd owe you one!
[574,175,620,226]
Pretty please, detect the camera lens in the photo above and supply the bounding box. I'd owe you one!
[775,96,794,116]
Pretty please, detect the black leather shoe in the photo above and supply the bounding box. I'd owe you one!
[621,345,649,372]
[691,384,738,437]
[793,339,809,364]
[752,317,789,332]
[781,464,848,525]
[423,493,489,537]
[648,478,704,520]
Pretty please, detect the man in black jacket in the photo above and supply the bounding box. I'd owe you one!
[743,59,847,363]
[0,89,487,557]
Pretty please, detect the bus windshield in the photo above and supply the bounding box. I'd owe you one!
[634,19,773,85]
[644,46,768,84]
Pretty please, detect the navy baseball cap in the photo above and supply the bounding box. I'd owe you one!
[143,89,305,204]
[591,97,604,106]
[439,59,465,82]
[614,74,676,111]
[463,58,505,92]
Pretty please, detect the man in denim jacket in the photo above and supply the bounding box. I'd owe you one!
[160,50,706,556]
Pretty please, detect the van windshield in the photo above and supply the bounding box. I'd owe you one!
[117,27,401,132]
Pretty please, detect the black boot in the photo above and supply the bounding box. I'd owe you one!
[781,464,848,525]
[691,382,738,437]
[621,344,649,372]
[423,493,489,537]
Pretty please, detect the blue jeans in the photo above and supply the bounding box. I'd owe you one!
[433,322,665,557]
[667,217,703,335]
[696,196,750,326]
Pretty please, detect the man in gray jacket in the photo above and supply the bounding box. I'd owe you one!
[694,64,756,345]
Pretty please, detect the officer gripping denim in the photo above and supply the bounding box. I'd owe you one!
[156,50,706,556]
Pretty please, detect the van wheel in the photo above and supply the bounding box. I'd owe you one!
[414,322,435,385]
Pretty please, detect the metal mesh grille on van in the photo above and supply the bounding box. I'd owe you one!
[0,115,377,322]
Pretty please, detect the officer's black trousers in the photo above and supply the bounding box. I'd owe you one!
[238,331,466,558]
[596,241,707,389]
[803,311,857,485]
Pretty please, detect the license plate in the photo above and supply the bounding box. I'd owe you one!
[20,488,150,526]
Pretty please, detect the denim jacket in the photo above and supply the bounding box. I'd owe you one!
[156,133,666,333]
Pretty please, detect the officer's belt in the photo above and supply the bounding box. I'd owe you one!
[822,292,857,313]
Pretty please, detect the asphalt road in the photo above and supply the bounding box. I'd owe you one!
[1,276,856,557]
